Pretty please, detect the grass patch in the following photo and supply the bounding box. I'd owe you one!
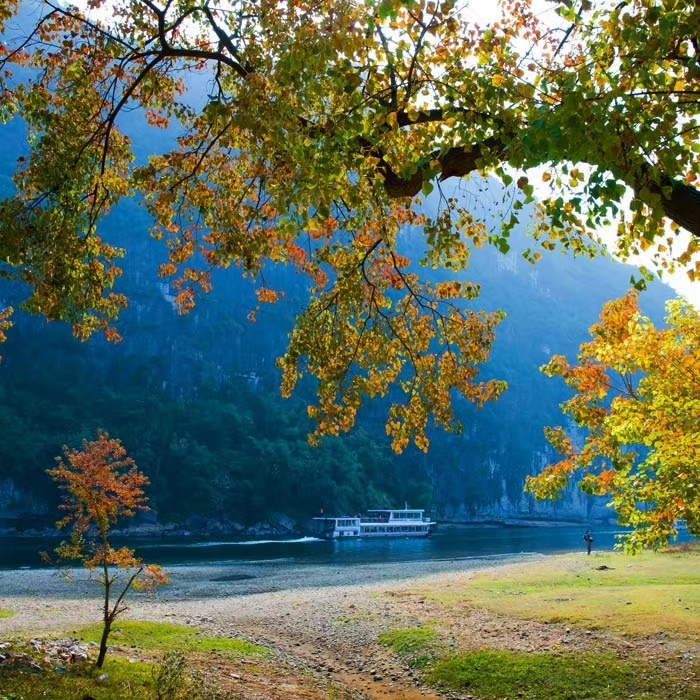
[0,654,153,700]
[379,626,440,667]
[427,550,700,638]
[78,620,268,658]
[0,608,15,618]
[428,649,698,700]
[379,626,438,654]
[0,636,249,700]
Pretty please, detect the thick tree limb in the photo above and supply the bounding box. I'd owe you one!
[380,140,504,197]
[638,174,700,238]
[378,129,700,239]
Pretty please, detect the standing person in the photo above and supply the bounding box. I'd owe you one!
[583,529,594,555]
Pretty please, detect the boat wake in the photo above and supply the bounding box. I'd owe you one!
[142,536,324,549]
[232,537,323,546]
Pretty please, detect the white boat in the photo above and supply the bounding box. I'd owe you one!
[313,508,436,539]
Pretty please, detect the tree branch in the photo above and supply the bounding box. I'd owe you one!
[377,114,700,239]
[379,138,505,198]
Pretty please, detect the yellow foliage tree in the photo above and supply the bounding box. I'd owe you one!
[527,292,700,551]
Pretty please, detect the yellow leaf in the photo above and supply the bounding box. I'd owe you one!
[517,83,535,99]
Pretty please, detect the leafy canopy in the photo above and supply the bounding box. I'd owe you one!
[0,0,699,450]
[527,292,700,551]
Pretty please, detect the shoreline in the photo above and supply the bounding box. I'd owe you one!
[0,518,601,540]
[0,551,546,601]
[0,553,549,644]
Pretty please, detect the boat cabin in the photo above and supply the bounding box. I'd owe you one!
[363,509,430,523]
[313,516,361,539]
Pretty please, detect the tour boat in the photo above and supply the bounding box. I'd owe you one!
[313,508,436,539]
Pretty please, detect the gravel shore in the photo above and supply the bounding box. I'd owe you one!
[0,554,546,700]
[4,553,693,700]
[1,553,543,627]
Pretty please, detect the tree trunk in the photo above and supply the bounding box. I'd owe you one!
[96,616,112,669]
[97,566,112,669]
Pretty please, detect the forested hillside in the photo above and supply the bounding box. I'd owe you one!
[0,73,678,532]
[0,170,674,531]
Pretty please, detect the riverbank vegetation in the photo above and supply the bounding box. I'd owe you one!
[47,431,168,668]
[429,548,700,639]
[528,293,700,551]
[0,621,349,700]
[0,624,269,700]
[78,620,269,657]
[428,650,677,700]
[2,549,698,699]
[397,547,700,699]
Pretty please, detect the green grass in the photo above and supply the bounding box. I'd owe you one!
[77,620,269,657]
[0,623,263,700]
[379,626,438,654]
[393,548,700,698]
[0,654,153,700]
[379,626,440,668]
[426,549,700,638]
[427,649,700,700]
[0,608,15,618]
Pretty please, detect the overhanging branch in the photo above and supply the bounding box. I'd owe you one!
[377,118,700,239]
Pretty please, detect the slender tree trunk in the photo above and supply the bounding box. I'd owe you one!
[96,563,112,669]
[96,615,112,669]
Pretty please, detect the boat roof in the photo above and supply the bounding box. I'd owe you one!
[366,508,425,513]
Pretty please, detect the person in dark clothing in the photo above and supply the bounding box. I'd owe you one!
[583,529,594,555]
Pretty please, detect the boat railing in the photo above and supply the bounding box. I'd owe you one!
[361,515,434,524]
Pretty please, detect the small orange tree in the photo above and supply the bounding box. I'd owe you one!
[48,430,168,668]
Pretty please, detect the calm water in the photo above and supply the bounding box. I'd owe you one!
[3,523,693,571]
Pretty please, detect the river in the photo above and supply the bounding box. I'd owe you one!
[4,523,693,571]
